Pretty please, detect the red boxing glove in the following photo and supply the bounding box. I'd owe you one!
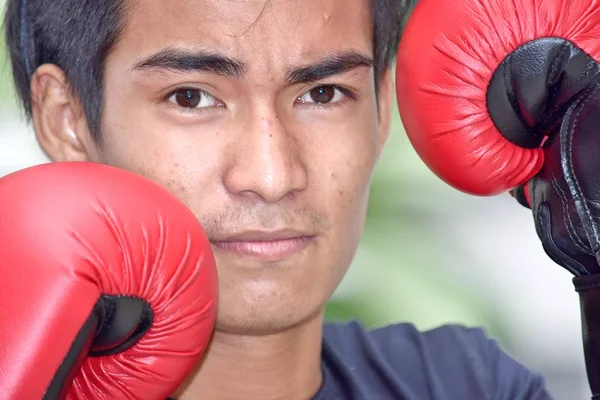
[396,0,600,196]
[0,162,218,400]
[396,1,600,397]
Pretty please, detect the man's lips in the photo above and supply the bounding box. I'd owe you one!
[210,230,314,261]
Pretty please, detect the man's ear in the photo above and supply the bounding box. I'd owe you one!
[376,66,395,159]
[30,64,96,162]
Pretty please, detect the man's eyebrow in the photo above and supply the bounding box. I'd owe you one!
[286,51,374,85]
[132,48,245,78]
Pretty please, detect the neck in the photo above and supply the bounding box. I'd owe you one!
[173,312,325,400]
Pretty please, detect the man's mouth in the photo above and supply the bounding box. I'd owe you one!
[210,230,314,261]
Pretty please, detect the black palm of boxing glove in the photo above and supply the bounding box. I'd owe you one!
[496,40,600,397]
[506,43,600,279]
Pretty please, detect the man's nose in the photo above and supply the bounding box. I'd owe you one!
[222,110,308,203]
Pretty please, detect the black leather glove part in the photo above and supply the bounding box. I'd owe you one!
[487,38,600,397]
[575,275,600,399]
[514,80,600,278]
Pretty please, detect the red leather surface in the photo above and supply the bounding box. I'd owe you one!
[396,0,600,196]
[0,162,218,399]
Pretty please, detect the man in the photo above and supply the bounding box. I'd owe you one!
[4,0,552,398]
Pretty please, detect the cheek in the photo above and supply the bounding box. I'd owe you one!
[322,117,378,216]
[100,66,184,179]
[329,160,373,230]
[98,102,219,206]
[320,135,377,240]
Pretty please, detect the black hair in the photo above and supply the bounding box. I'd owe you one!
[4,0,415,140]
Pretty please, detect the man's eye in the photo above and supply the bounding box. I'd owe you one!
[168,88,218,109]
[297,85,346,105]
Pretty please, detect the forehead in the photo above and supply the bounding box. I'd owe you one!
[117,0,373,67]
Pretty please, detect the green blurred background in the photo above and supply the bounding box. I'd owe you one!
[0,3,591,398]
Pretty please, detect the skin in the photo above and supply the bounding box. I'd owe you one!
[30,0,394,398]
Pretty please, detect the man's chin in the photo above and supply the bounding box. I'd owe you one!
[213,291,326,337]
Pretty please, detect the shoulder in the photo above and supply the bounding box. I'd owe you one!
[323,321,493,375]
[322,321,551,399]
[324,319,496,359]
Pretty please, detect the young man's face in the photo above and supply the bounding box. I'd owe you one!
[83,0,392,334]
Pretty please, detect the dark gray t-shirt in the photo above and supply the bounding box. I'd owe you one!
[315,321,551,399]
[169,321,552,399]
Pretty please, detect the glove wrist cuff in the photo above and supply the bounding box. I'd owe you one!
[574,274,600,291]
[574,274,600,397]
